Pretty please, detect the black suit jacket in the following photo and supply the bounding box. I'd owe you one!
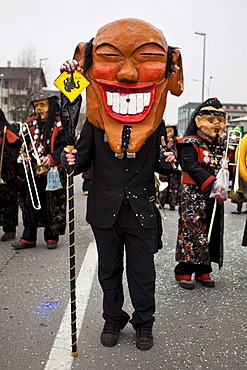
[73,119,173,229]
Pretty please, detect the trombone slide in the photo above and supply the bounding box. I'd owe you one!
[0,125,7,185]
[19,122,42,210]
[226,129,242,195]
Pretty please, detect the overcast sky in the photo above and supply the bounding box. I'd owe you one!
[1,0,247,123]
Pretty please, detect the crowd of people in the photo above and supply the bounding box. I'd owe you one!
[0,17,246,352]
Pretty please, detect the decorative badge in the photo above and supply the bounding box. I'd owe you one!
[53,70,89,102]
[203,150,210,164]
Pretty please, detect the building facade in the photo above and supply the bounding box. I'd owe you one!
[0,65,47,122]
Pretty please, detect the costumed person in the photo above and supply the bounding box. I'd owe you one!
[229,127,247,214]
[61,18,183,350]
[12,90,67,250]
[174,98,227,289]
[0,109,22,241]
[242,219,247,246]
[158,122,181,210]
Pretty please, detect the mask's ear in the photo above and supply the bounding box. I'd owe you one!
[167,49,184,96]
[73,42,86,68]
[195,115,201,129]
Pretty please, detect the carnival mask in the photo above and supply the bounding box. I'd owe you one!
[195,106,226,139]
[74,18,184,153]
[33,99,49,122]
[166,127,175,140]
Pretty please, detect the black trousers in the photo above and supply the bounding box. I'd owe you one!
[21,176,58,243]
[92,203,156,329]
[174,261,212,278]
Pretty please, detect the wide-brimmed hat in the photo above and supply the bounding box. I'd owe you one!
[30,89,59,104]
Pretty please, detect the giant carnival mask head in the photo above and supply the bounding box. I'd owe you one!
[195,98,226,139]
[73,18,184,153]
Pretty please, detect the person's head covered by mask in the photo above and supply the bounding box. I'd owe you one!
[185,97,226,139]
[73,18,184,153]
[30,89,60,123]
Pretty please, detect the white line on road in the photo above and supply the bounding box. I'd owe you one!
[44,241,98,370]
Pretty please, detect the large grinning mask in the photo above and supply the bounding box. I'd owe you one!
[74,18,184,153]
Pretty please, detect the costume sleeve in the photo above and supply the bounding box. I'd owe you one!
[154,122,174,175]
[178,144,215,191]
[73,119,95,176]
[3,129,21,163]
[50,128,67,165]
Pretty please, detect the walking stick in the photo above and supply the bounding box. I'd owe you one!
[61,93,82,357]
[207,198,217,243]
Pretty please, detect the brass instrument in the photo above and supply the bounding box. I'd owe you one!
[154,172,168,192]
[154,172,168,220]
[0,125,7,185]
[226,129,243,202]
[20,122,49,175]
[19,122,43,210]
[236,133,247,183]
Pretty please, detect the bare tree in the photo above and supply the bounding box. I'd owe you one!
[18,44,38,67]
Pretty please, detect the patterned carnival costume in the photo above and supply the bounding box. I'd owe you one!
[175,98,228,289]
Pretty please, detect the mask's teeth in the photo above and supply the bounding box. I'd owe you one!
[106,91,112,106]
[120,94,128,114]
[112,93,120,114]
[136,93,144,114]
[127,94,137,114]
[106,91,151,115]
[143,92,151,107]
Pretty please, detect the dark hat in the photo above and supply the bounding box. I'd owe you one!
[193,97,224,117]
[30,89,59,104]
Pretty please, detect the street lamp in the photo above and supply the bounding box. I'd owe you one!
[195,32,206,102]
[0,74,4,109]
[192,76,213,98]
[39,58,48,68]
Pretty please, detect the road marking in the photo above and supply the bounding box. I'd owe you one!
[44,241,98,370]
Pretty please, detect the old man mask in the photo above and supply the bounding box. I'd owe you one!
[74,18,184,154]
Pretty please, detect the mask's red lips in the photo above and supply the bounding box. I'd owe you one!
[97,80,156,123]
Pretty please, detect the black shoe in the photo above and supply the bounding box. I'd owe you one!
[100,321,120,347]
[1,233,16,241]
[231,210,241,215]
[178,280,195,289]
[46,243,58,250]
[135,326,153,351]
[11,241,36,250]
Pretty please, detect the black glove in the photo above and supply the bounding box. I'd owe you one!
[159,146,177,169]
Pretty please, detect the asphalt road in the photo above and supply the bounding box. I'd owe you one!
[0,176,246,370]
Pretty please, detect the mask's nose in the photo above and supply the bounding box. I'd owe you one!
[117,60,138,84]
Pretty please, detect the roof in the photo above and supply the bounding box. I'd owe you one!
[0,67,47,87]
[229,115,247,123]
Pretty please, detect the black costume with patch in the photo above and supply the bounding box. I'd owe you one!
[0,115,21,235]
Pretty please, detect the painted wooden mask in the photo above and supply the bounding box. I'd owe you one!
[74,18,184,153]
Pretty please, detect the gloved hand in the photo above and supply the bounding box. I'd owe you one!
[61,147,78,171]
[159,136,177,170]
[60,59,83,74]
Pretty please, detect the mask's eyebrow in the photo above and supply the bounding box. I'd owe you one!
[131,42,167,56]
[95,43,123,55]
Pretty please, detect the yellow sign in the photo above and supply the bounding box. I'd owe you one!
[53,70,89,102]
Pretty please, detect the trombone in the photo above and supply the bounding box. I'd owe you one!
[19,122,43,210]
[0,125,7,185]
[225,129,243,201]
[154,172,168,219]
